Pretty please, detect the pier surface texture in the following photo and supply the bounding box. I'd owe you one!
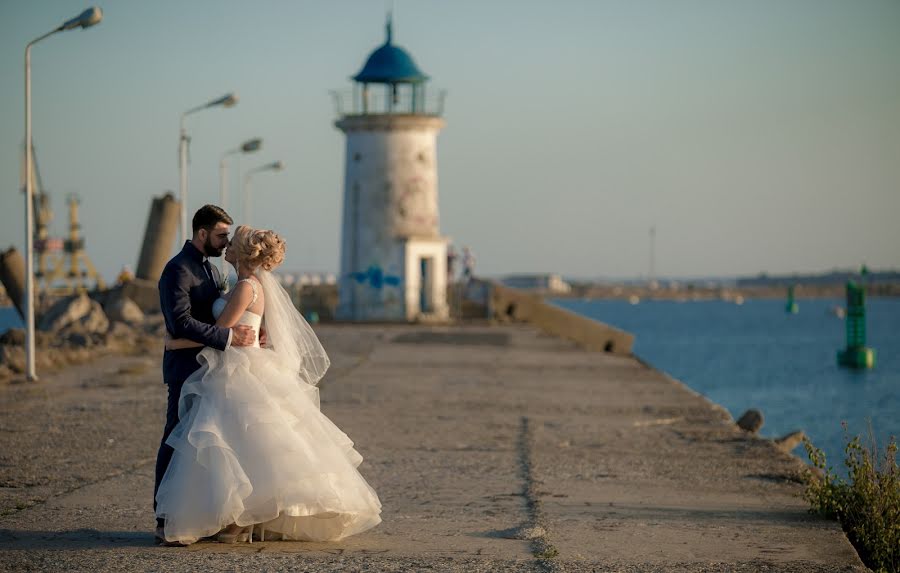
[0,324,865,572]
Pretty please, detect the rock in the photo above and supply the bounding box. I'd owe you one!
[39,294,92,332]
[104,293,144,325]
[806,465,825,481]
[35,331,55,348]
[0,328,54,349]
[119,278,161,314]
[775,430,806,452]
[81,301,109,334]
[0,345,24,373]
[39,294,109,335]
[495,525,546,540]
[35,348,61,370]
[106,321,145,353]
[108,320,135,337]
[736,409,764,433]
[0,328,25,346]
[0,364,12,380]
[141,313,168,337]
[64,330,91,348]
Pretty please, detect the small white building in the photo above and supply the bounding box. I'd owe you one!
[334,18,449,322]
[502,274,572,294]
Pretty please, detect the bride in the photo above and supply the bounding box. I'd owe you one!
[156,225,381,544]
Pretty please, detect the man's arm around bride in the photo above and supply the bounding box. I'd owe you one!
[165,280,258,350]
[159,264,256,350]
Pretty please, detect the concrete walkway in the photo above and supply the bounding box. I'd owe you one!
[0,324,865,572]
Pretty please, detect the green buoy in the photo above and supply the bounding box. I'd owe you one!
[786,285,799,314]
[837,281,875,369]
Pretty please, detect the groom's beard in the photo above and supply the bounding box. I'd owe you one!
[204,237,224,258]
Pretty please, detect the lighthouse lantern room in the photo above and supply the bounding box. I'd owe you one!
[334,16,449,322]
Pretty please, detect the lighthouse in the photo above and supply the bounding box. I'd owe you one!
[334,17,449,322]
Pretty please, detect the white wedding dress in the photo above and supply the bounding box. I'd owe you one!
[155,275,381,544]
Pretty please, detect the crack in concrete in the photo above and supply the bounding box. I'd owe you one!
[517,416,561,573]
[0,457,154,518]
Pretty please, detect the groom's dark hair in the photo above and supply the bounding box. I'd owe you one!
[192,205,233,234]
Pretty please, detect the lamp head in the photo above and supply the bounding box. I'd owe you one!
[61,7,103,31]
[241,138,262,153]
[208,93,239,109]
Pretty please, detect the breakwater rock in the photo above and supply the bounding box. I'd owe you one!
[736,408,765,433]
[0,287,165,382]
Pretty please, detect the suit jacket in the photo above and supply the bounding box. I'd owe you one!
[158,241,230,384]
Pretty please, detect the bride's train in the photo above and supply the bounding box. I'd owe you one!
[155,345,382,544]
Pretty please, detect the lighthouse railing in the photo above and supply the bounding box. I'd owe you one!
[330,87,446,117]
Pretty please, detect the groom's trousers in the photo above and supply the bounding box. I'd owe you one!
[154,379,184,527]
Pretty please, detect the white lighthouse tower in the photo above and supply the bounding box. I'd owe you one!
[335,17,449,322]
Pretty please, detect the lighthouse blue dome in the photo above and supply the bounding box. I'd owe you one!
[353,19,428,84]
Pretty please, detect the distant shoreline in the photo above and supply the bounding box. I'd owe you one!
[551,283,900,301]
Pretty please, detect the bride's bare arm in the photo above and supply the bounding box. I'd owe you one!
[165,282,256,351]
[214,281,255,328]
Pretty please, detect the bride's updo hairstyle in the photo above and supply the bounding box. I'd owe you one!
[232,225,286,272]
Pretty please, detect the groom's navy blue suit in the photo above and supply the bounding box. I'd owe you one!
[154,241,230,526]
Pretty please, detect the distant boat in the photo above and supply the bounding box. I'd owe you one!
[829,306,846,319]
[734,295,745,305]
[628,295,640,305]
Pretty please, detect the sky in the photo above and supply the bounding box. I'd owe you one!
[1,0,899,282]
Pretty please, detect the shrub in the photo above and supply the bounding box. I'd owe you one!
[803,424,899,573]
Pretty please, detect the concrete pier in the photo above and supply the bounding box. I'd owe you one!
[135,193,180,282]
[0,248,26,318]
[0,324,864,572]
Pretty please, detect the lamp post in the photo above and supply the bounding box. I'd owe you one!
[24,6,103,382]
[243,161,285,227]
[179,92,238,243]
[219,138,262,213]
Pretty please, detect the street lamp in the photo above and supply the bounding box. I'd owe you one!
[179,92,238,243]
[24,6,103,382]
[219,138,262,213]
[243,161,285,227]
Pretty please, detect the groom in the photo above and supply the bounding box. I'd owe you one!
[153,204,257,544]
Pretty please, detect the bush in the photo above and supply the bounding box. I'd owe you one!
[803,424,899,573]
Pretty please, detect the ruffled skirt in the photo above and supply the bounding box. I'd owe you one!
[155,346,382,544]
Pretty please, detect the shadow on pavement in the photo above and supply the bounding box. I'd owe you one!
[0,529,155,550]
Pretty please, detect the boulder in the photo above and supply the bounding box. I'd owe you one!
[1,328,56,348]
[119,279,160,314]
[0,345,24,373]
[736,409,764,433]
[775,430,806,453]
[142,313,168,337]
[105,321,139,351]
[105,293,144,324]
[39,294,108,335]
[39,294,92,332]
[0,328,25,346]
[81,301,109,334]
[64,330,91,348]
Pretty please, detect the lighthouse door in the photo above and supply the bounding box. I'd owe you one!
[419,257,434,314]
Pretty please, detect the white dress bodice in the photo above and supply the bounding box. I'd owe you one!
[213,279,262,348]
